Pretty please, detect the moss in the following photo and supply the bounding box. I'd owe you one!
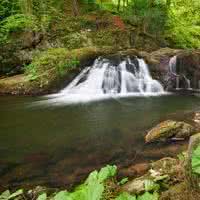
[160,182,200,200]
[0,47,116,95]
[90,28,130,49]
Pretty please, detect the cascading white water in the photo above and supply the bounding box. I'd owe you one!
[45,57,165,104]
[169,56,192,90]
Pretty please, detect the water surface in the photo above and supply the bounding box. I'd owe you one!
[0,95,199,189]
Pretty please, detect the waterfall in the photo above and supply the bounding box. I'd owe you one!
[46,57,165,104]
[169,56,192,90]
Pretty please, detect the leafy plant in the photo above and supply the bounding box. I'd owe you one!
[0,189,23,200]
[192,145,200,175]
[144,180,160,192]
[115,192,136,200]
[37,193,47,200]
[0,14,38,44]
[25,48,80,80]
[137,192,159,200]
[118,177,129,185]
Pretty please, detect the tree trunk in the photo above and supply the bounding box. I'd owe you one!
[117,0,121,11]
[72,0,79,16]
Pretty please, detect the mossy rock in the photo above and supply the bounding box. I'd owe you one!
[0,47,116,95]
[145,120,195,143]
[160,181,200,200]
[122,157,183,195]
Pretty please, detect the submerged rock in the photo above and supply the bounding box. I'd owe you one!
[145,120,195,143]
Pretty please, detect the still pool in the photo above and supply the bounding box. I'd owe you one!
[0,94,199,190]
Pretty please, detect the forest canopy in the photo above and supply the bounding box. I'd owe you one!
[0,0,200,48]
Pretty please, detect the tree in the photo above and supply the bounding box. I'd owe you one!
[72,0,79,16]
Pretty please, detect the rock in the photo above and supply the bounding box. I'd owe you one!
[176,51,200,89]
[0,31,43,76]
[123,178,146,194]
[151,157,184,184]
[0,47,116,95]
[140,142,188,159]
[160,181,200,200]
[185,133,200,190]
[119,163,150,179]
[145,120,195,143]
[123,157,183,195]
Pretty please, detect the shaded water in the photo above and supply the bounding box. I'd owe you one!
[0,95,200,190]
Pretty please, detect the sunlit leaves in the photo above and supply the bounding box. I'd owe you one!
[192,145,200,175]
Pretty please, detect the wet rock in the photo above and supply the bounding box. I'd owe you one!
[185,133,200,190]
[176,51,200,89]
[119,163,150,179]
[122,157,183,195]
[140,142,188,159]
[145,120,195,143]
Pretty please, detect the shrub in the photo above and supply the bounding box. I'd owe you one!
[25,48,79,81]
[0,14,38,44]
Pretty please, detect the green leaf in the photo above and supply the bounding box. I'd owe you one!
[192,145,200,175]
[0,190,10,200]
[119,177,129,185]
[153,175,169,182]
[137,192,159,200]
[98,165,117,182]
[85,170,99,184]
[144,180,160,192]
[70,180,104,200]
[8,189,23,199]
[115,192,136,200]
[37,193,47,200]
[54,191,71,200]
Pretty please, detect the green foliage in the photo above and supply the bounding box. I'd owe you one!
[62,32,87,50]
[97,164,117,182]
[0,0,19,20]
[0,189,23,200]
[0,14,38,44]
[54,191,70,200]
[46,165,116,200]
[137,192,159,200]
[177,152,187,162]
[115,192,136,200]
[115,192,159,200]
[165,0,200,48]
[0,165,162,200]
[25,48,79,81]
[119,177,129,185]
[192,145,200,175]
[144,180,160,192]
[37,193,47,200]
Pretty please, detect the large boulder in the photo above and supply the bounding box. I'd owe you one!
[145,120,195,143]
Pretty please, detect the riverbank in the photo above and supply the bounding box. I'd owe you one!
[0,47,200,95]
[0,140,198,200]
